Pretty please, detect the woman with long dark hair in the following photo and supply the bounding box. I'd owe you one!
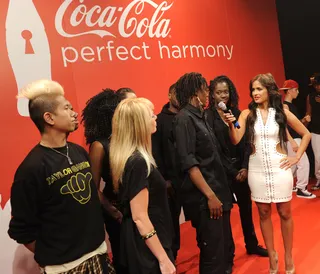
[224,73,311,274]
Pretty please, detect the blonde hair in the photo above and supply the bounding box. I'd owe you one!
[110,98,156,192]
[21,79,65,133]
[18,79,64,100]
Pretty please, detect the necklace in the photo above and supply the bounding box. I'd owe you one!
[42,143,73,165]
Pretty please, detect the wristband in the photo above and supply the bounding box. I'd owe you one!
[142,229,157,240]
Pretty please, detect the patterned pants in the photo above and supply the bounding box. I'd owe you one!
[51,253,116,274]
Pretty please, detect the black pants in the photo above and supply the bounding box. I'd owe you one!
[231,179,258,250]
[167,184,181,260]
[191,209,233,274]
[104,211,129,274]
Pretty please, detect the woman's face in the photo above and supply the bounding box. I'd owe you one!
[288,88,299,99]
[213,82,230,106]
[252,80,268,104]
[148,105,157,134]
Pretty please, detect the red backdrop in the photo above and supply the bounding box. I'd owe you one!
[0,0,285,209]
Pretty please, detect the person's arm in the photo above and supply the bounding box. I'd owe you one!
[224,109,250,144]
[235,141,249,182]
[131,189,175,273]
[303,95,312,126]
[282,104,299,152]
[235,135,249,182]
[89,141,122,222]
[128,158,175,273]
[173,115,222,219]
[188,166,223,218]
[280,109,311,169]
[8,173,41,252]
[286,128,299,153]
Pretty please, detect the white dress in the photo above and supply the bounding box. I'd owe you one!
[248,108,293,203]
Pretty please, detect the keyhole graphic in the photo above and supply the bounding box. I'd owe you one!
[21,30,34,54]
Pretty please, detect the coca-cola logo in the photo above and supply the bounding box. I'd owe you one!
[55,0,173,39]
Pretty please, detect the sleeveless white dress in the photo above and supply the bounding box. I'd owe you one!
[248,108,293,203]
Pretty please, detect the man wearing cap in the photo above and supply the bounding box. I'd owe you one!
[281,80,316,198]
[306,75,320,190]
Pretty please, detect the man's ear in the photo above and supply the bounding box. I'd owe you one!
[43,112,55,126]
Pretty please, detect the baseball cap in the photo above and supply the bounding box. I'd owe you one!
[279,80,299,90]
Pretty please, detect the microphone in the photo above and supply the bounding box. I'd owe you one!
[218,101,241,129]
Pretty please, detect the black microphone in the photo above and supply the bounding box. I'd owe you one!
[218,101,241,129]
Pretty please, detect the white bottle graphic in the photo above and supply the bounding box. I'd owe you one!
[6,0,52,117]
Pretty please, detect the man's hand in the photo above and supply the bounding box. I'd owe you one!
[105,204,123,223]
[303,114,311,123]
[207,194,223,219]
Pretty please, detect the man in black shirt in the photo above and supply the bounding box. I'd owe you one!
[281,79,315,198]
[152,84,181,260]
[8,80,108,273]
[172,72,233,274]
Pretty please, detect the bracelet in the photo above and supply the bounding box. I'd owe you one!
[141,229,157,240]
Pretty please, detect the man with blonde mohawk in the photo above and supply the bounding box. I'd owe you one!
[8,80,110,274]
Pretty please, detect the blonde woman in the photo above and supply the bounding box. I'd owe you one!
[110,98,176,274]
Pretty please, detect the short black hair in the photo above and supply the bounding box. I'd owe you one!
[175,72,207,109]
[116,87,136,100]
[208,75,239,109]
[82,89,121,144]
[29,94,61,133]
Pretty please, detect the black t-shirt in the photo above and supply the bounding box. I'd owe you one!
[283,101,301,138]
[172,104,233,220]
[118,152,173,273]
[8,142,105,267]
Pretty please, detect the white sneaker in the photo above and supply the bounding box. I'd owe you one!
[297,188,316,199]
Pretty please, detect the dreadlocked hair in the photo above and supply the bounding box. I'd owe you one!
[246,73,288,150]
[82,88,122,144]
[208,75,239,109]
[175,72,208,109]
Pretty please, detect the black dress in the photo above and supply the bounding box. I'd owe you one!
[118,152,174,274]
